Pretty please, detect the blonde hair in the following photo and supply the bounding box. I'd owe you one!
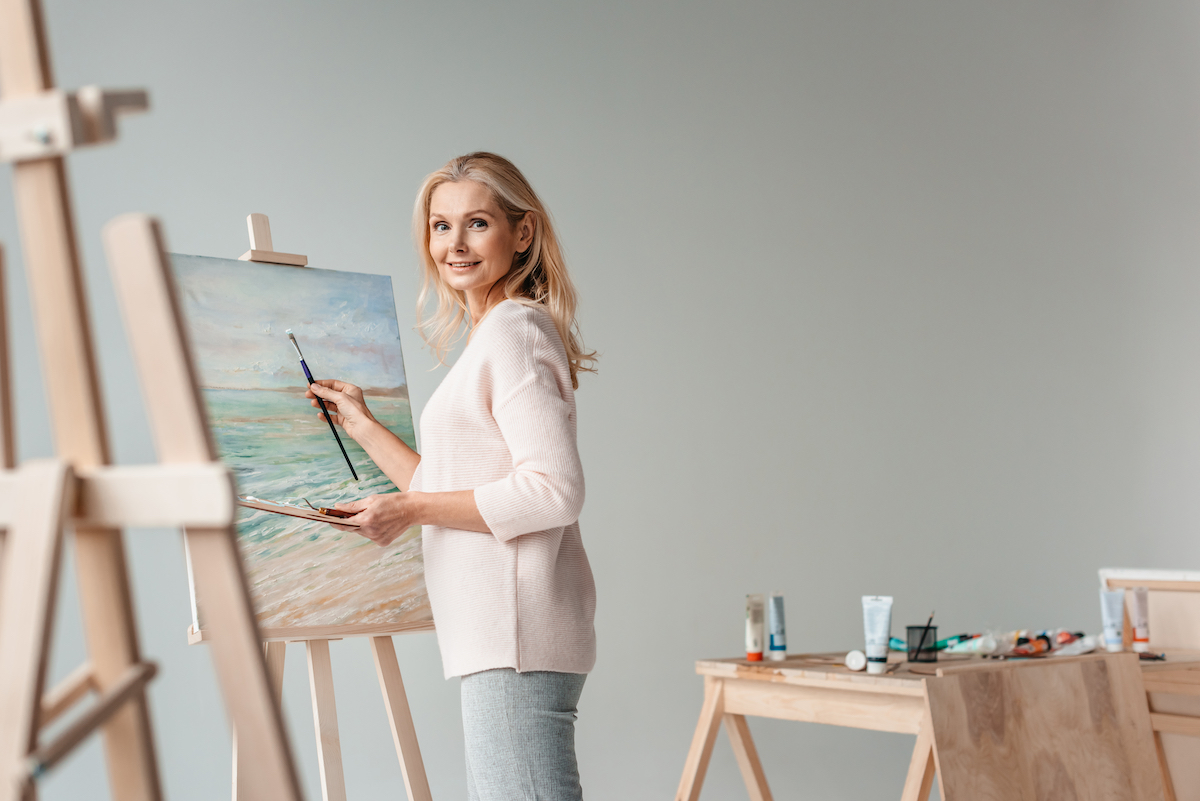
[413,152,597,388]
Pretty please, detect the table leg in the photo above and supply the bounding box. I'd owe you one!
[675,676,725,801]
[1154,731,1177,801]
[900,719,936,801]
[724,713,773,801]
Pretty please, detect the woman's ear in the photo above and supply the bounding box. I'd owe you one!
[517,211,535,252]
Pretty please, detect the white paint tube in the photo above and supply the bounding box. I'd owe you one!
[746,594,765,662]
[943,634,999,656]
[767,593,787,661]
[1100,588,1125,653]
[1130,587,1150,653]
[862,596,893,675]
[1050,634,1099,657]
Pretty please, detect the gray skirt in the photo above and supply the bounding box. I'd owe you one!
[460,668,587,801]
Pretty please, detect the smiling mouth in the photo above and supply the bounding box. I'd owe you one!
[447,261,481,269]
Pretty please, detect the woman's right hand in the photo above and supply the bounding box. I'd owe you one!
[307,380,378,441]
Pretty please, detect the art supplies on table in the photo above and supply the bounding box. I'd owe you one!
[1100,587,1126,652]
[889,633,978,651]
[745,594,764,661]
[906,613,937,663]
[1130,586,1150,653]
[767,593,786,661]
[861,596,893,674]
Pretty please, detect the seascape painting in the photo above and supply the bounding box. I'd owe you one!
[170,254,432,635]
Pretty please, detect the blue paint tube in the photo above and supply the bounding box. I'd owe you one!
[767,593,786,661]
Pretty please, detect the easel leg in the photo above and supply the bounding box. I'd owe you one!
[233,642,287,801]
[724,713,773,801]
[73,524,163,801]
[0,244,11,603]
[0,462,71,801]
[370,636,433,801]
[307,640,347,801]
[0,245,14,474]
[187,528,303,801]
[675,676,725,801]
[900,719,936,801]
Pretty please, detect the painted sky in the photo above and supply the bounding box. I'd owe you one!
[170,254,409,393]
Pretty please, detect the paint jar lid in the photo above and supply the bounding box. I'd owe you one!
[845,650,867,671]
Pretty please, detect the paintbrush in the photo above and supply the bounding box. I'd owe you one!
[914,611,935,660]
[286,329,359,481]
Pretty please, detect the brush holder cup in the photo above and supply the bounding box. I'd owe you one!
[906,625,938,663]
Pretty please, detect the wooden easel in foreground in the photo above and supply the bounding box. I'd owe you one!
[0,1,304,799]
[199,214,434,801]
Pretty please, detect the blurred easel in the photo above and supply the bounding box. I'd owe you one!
[0,1,304,799]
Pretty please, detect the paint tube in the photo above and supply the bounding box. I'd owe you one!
[1130,587,1150,653]
[746,594,764,661]
[767,593,786,661]
[1100,588,1125,653]
[845,649,867,671]
[861,596,893,674]
[1050,634,1098,657]
[944,633,999,655]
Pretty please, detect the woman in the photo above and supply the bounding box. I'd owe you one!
[307,152,597,800]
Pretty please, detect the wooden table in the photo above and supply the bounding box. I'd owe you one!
[675,650,1200,801]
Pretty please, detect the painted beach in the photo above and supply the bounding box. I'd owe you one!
[171,254,432,633]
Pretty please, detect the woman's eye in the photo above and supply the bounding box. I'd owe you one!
[432,222,449,232]
[470,219,488,229]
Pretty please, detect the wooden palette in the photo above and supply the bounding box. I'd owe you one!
[237,497,361,527]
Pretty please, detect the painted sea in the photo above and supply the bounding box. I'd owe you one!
[171,254,432,634]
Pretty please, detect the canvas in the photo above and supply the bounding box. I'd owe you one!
[170,253,432,638]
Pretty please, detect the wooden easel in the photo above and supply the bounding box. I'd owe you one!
[216,214,434,801]
[0,2,305,799]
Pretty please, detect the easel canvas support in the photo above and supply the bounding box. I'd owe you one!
[224,217,433,801]
[0,0,306,797]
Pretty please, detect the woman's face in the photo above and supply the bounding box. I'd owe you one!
[428,180,532,313]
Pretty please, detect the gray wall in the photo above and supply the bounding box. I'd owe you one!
[8,1,1200,799]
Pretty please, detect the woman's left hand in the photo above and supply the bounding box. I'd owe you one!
[332,492,421,547]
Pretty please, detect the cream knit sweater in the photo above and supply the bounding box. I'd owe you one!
[410,300,597,678]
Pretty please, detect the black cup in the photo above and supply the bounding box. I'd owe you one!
[906,625,938,662]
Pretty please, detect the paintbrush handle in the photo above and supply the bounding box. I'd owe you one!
[301,359,359,481]
[313,393,359,481]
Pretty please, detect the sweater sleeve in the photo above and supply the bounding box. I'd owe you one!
[472,323,585,542]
